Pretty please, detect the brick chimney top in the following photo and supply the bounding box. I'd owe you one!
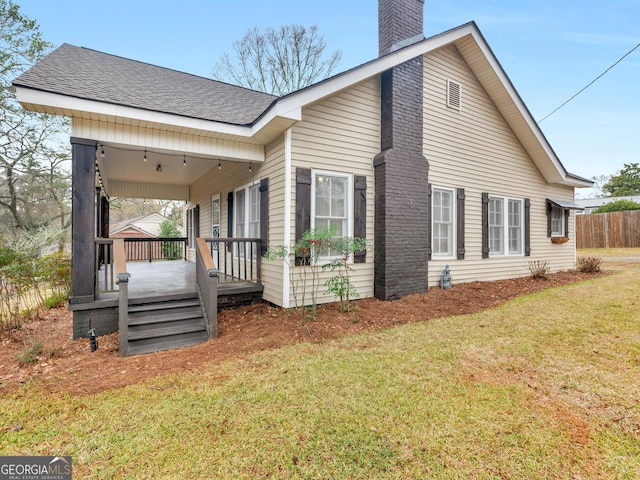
[379,0,425,56]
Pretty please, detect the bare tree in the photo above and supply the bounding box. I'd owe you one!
[212,24,342,95]
[0,0,71,247]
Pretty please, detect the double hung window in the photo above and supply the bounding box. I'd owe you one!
[432,187,455,258]
[488,196,523,256]
[235,183,260,256]
[311,171,352,258]
[550,204,564,237]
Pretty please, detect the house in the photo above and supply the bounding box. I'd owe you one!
[110,212,185,262]
[13,0,592,354]
[110,212,180,238]
[575,195,640,214]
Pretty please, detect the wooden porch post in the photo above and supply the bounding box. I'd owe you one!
[70,137,97,303]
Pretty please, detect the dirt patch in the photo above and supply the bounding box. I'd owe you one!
[0,270,604,396]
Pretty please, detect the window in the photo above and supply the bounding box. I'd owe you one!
[296,168,365,265]
[235,183,260,256]
[311,171,352,257]
[432,187,455,257]
[488,196,523,256]
[550,204,564,237]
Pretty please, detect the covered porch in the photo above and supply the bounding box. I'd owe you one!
[65,133,269,355]
[12,42,295,355]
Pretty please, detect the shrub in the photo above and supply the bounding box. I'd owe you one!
[593,199,640,214]
[44,292,68,309]
[16,341,43,365]
[264,227,370,318]
[159,220,183,260]
[577,256,602,273]
[529,260,550,280]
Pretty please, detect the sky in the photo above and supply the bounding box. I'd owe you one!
[19,0,640,198]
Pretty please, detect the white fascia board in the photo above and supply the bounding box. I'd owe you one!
[559,177,594,188]
[15,87,254,138]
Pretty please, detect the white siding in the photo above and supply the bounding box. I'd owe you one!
[424,45,577,286]
[72,118,264,161]
[259,139,287,305]
[288,78,380,306]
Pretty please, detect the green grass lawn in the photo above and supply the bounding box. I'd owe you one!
[1,257,639,479]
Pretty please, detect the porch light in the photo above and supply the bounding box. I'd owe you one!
[100,145,105,158]
[218,159,222,170]
[249,162,253,172]
[183,155,187,166]
[156,164,163,173]
[144,150,147,162]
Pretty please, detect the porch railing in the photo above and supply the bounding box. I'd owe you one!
[123,237,187,262]
[95,238,115,300]
[204,237,261,284]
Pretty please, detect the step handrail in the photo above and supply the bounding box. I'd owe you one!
[195,237,219,339]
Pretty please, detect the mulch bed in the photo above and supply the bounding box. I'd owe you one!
[0,269,604,395]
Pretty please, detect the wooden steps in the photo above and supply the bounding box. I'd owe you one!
[126,293,208,356]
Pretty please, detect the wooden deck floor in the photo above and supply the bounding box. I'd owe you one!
[98,260,196,301]
[97,260,262,303]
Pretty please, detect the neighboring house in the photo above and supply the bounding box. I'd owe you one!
[13,0,592,342]
[110,212,185,262]
[576,196,640,214]
[110,212,180,238]
[109,212,182,238]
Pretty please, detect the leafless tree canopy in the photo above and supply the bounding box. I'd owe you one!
[212,24,342,96]
[0,0,71,248]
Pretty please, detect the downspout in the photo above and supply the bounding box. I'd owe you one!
[282,128,293,308]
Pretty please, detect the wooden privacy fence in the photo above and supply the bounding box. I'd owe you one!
[576,211,640,248]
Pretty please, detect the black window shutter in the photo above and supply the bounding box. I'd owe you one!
[564,208,570,238]
[524,198,531,256]
[482,192,489,258]
[295,168,311,266]
[227,191,233,252]
[353,175,367,263]
[194,204,200,238]
[427,184,432,260]
[546,200,552,237]
[260,178,269,256]
[456,188,465,260]
[187,208,192,247]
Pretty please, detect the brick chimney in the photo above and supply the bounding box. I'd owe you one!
[373,0,429,301]
[379,0,425,56]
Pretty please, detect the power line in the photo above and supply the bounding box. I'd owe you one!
[538,42,640,123]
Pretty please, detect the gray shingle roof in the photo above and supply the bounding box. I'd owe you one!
[13,43,277,126]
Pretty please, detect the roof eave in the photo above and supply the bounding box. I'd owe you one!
[559,174,594,188]
[14,85,256,139]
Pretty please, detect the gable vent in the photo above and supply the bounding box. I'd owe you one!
[447,79,461,110]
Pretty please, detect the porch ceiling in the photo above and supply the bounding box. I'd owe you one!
[99,144,219,186]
